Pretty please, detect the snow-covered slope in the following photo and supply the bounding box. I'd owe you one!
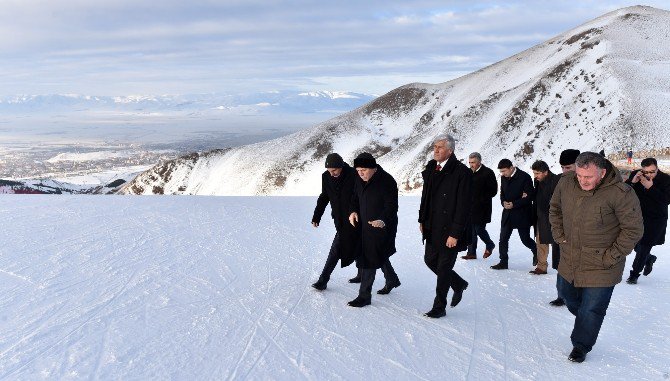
[0,195,667,379]
[121,6,670,195]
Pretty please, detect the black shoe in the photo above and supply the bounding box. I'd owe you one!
[626,275,638,284]
[550,298,565,306]
[568,347,586,363]
[311,281,327,291]
[348,275,361,283]
[450,281,468,307]
[643,255,657,276]
[490,262,508,270]
[424,308,446,318]
[377,280,401,295]
[347,297,371,308]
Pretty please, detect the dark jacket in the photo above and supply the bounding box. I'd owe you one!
[500,168,535,228]
[471,164,498,224]
[533,171,561,244]
[418,154,473,253]
[625,169,670,246]
[350,165,398,269]
[549,161,643,287]
[312,164,358,267]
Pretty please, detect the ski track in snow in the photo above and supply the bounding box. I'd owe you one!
[0,195,668,380]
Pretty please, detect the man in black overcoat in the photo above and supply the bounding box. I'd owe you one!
[530,160,561,275]
[311,153,361,290]
[625,157,670,284]
[491,159,537,270]
[463,152,497,260]
[347,152,401,307]
[418,135,472,318]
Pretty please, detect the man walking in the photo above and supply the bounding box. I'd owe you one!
[549,149,580,306]
[462,152,497,260]
[347,152,401,307]
[311,153,360,290]
[549,152,643,363]
[418,135,472,318]
[529,160,561,275]
[625,157,670,284]
[491,159,536,270]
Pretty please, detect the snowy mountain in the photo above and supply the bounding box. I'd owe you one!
[121,6,670,196]
[0,195,667,379]
[0,91,376,115]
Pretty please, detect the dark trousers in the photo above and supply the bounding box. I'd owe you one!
[467,223,495,256]
[358,259,400,302]
[318,233,360,284]
[630,243,655,277]
[552,243,561,270]
[498,224,537,263]
[557,274,614,353]
[424,242,467,311]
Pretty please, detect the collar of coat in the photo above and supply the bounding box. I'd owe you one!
[424,153,459,174]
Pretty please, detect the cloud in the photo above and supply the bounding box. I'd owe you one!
[0,0,667,95]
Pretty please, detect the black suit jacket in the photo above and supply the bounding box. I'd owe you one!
[500,168,534,228]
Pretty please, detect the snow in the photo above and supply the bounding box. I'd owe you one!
[0,196,667,379]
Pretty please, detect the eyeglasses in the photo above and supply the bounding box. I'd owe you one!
[641,170,657,175]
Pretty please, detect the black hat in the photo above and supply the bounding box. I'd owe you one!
[353,152,376,169]
[559,149,580,165]
[325,153,344,168]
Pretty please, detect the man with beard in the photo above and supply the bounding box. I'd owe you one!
[625,157,670,284]
[550,152,642,362]
[491,159,536,270]
[311,153,360,290]
[549,148,580,306]
[462,152,497,260]
[530,160,561,275]
[347,152,401,307]
[418,135,472,318]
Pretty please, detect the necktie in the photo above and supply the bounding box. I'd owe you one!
[435,164,442,172]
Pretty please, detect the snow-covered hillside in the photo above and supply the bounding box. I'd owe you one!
[121,5,670,195]
[0,196,667,379]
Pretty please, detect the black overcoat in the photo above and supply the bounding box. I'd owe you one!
[312,164,358,267]
[625,169,670,246]
[418,155,473,253]
[500,168,535,228]
[350,165,398,269]
[471,164,498,224]
[533,171,560,243]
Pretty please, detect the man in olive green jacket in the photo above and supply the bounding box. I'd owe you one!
[549,152,643,363]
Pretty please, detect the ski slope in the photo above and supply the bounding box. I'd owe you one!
[0,196,667,380]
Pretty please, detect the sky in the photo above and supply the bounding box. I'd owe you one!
[1,1,669,96]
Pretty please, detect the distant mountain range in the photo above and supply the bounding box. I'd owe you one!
[0,91,377,115]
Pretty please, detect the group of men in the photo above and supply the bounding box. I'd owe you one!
[310,134,669,363]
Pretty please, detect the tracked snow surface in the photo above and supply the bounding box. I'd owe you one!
[0,195,667,380]
[122,6,670,196]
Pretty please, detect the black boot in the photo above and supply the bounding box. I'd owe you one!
[348,275,362,283]
[311,280,327,291]
[347,297,371,307]
[491,262,508,270]
[626,274,638,284]
[450,281,468,307]
[643,255,657,276]
[423,308,446,318]
[568,347,586,363]
[377,280,401,295]
[550,297,565,306]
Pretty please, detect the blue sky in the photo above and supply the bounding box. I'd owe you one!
[0,1,667,96]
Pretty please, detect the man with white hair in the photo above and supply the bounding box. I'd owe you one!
[418,135,472,318]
